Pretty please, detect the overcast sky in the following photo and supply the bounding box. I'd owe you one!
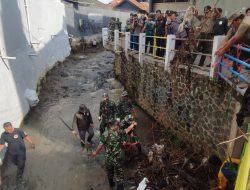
[97,0,112,4]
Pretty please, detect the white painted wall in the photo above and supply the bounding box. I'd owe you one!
[0,0,71,131]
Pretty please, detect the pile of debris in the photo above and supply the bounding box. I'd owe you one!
[130,126,218,190]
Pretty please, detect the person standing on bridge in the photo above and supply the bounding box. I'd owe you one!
[0,122,35,187]
[91,120,137,190]
[155,10,166,57]
[72,104,95,148]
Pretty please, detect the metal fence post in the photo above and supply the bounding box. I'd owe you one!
[125,32,130,59]
[102,28,108,48]
[165,35,176,72]
[114,29,119,52]
[139,33,146,65]
[210,35,226,78]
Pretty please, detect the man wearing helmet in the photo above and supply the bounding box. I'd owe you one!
[99,93,117,135]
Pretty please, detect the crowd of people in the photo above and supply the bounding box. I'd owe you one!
[118,6,250,67]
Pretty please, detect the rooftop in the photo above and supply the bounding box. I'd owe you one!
[109,0,149,12]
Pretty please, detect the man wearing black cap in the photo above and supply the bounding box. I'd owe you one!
[72,104,94,147]
[155,10,166,57]
[195,5,215,66]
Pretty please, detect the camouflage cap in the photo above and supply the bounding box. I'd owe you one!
[124,114,134,123]
[110,119,120,126]
[121,91,128,97]
[103,93,109,98]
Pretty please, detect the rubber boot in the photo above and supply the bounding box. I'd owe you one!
[16,175,27,190]
[108,178,115,188]
[116,182,124,190]
[80,142,85,148]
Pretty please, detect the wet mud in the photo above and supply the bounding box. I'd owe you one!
[1,48,216,190]
[1,48,155,190]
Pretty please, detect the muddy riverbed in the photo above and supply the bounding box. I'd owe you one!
[2,49,217,190]
[2,49,155,190]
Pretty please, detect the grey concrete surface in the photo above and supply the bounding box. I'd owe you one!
[1,49,156,190]
[2,50,117,190]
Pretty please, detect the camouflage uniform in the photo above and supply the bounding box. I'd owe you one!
[117,92,133,120]
[100,128,125,189]
[108,17,116,41]
[115,18,122,32]
[121,115,140,144]
[99,100,117,134]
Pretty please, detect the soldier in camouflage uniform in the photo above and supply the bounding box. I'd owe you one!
[117,91,133,121]
[108,17,116,41]
[120,115,141,162]
[91,120,137,190]
[99,93,117,135]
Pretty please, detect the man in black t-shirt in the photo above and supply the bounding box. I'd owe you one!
[212,8,228,36]
[0,122,35,186]
[155,10,166,57]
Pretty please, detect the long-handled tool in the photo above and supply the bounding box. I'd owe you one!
[59,117,87,146]
[59,117,95,162]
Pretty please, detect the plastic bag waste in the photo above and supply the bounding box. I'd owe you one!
[24,89,39,107]
[137,177,149,190]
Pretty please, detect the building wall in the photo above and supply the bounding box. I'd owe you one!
[114,53,238,158]
[65,3,130,37]
[0,0,70,131]
[153,2,191,12]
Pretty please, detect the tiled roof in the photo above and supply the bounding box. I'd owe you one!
[109,0,149,12]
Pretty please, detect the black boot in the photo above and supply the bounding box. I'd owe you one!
[108,178,115,188]
[116,182,124,190]
[81,141,85,148]
[16,175,27,190]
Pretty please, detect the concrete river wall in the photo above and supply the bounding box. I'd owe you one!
[0,0,71,132]
[114,52,241,158]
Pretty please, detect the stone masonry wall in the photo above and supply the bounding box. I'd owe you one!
[115,52,238,158]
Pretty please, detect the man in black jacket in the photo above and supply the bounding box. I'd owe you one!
[155,10,166,57]
[72,104,95,147]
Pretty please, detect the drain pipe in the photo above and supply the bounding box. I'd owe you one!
[24,0,32,45]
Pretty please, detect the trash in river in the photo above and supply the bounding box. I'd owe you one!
[24,89,39,107]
